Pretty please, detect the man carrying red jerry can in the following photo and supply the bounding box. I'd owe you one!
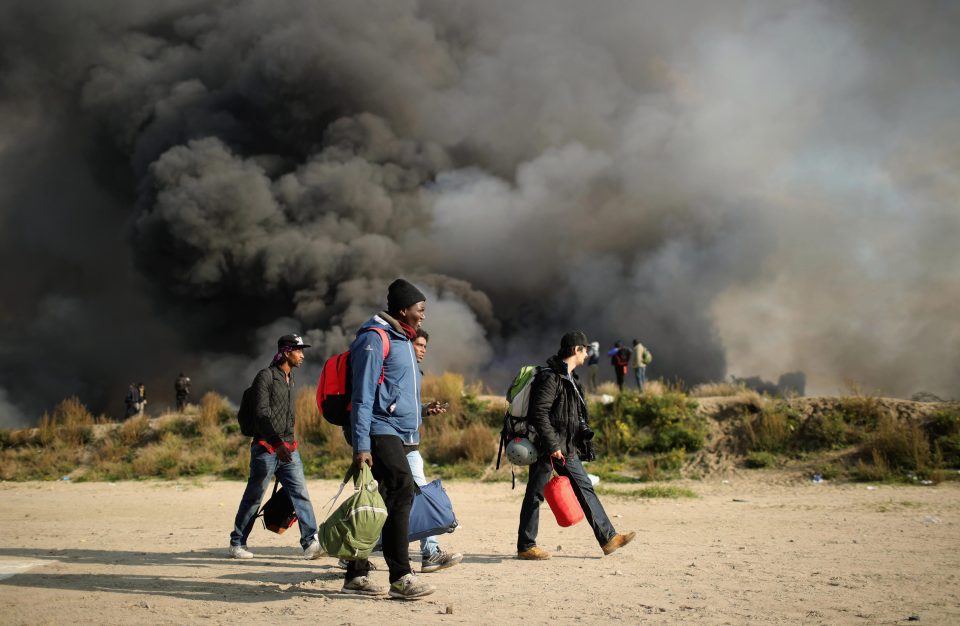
[517,331,636,560]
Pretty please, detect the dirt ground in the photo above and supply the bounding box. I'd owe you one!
[1,474,958,625]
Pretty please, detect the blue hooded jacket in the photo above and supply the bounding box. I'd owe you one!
[349,313,422,453]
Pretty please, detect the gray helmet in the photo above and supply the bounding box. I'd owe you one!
[505,437,538,466]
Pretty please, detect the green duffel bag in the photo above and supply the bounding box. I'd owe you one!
[318,464,388,561]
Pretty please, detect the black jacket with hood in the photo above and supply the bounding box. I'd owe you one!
[528,354,588,457]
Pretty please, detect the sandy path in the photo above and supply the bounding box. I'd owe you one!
[0,476,957,625]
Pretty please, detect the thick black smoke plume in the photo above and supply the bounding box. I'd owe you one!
[1,1,958,425]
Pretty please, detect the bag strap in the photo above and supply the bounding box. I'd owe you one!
[321,467,354,519]
[363,327,391,385]
[256,475,281,519]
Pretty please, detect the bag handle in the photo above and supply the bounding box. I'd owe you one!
[256,475,281,518]
[321,463,379,518]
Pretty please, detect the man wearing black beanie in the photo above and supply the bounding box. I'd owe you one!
[340,278,435,600]
[387,278,426,315]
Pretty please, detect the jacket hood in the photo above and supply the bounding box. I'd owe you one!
[358,312,408,340]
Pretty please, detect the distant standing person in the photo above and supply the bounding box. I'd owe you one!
[586,341,600,393]
[228,334,321,561]
[629,339,650,392]
[175,372,191,411]
[124,383,140,419]
[137,382,147,416]
[608,341,631,391]
[517,331,635,560]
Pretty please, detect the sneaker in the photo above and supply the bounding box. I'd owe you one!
[602,531,636,556]
[229,545,254,559]
[337,558,378,570]
[517,546,551,560]
[388,573,436,600]
[303,540,323,560]
[341,576,387,596]
[421,549,463,573]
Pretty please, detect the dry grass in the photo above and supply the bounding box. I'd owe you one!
[859,416,931,473]
[426,423,497,466]
[294,385,351,458]
[595,382,620,396]
[38,397,99,446]
[198,392,231,430]
[422,372,465,415]
[742,407,794,452]
[690,381,751,397]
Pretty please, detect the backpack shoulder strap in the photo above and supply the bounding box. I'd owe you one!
[362,327,391,384]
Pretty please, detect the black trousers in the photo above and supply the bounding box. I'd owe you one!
[346,434,415,583]
[614,367,625,390]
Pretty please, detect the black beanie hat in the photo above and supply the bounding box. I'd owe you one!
[387,278,426,313]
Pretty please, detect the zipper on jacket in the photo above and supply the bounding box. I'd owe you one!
[407,340,420,444]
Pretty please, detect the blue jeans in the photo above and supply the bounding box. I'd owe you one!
[406,449,440,558]
[230,444,318,550]
[518,454,616,552]
[634,367,646,391]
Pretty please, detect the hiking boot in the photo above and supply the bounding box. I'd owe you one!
[303,540,323,560]
[341,576,387,596]
[388,573,436,600]
[228,545,254,559]
[421,549,463,573]
[602,531,636,556]
[517,546,551,560]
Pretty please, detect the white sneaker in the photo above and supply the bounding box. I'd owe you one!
[303,540,323,560]
[388,573,435,600]
[341,576,387,596]
[229,545,254,559]
[421,548,463,573]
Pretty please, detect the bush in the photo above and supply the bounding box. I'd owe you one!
[589,390,703,455]
[860,417,931,473]
[114,415,152,447]
[798,411,850,450]
[198,392,232,430]
[745,451,778,468]
[925,409,960,438]
[839,393,889,430]
[38,397,97,447]
[741,404,798,452]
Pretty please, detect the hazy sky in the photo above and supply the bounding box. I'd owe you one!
[1,0,958,424]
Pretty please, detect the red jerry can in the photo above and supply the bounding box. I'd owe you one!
[544,474,584,527]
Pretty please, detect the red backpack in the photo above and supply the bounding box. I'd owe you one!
[316,327,390,427]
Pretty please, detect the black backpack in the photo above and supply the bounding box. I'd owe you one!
[258,477,297,534]
[236,383,258,437]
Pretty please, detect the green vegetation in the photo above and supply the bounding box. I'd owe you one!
[732,393,960,483]
[590,387,705,455]
[596,485,697,499]
[1,379,956,484]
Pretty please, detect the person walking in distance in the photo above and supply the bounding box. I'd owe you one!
[175,372,191,411]
[341,278,436,600]
[517,331,635,561]
[228,334,321,561]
